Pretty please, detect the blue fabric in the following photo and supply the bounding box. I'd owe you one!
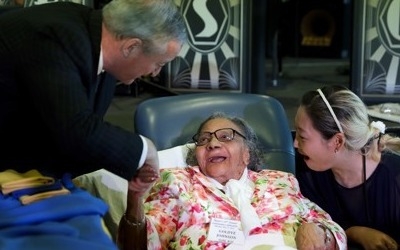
[0,174,117,249]
[0,215,117,250]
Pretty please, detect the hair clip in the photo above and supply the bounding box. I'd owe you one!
[370,121,386,134]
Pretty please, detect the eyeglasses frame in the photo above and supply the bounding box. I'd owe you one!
[192,128,246,146]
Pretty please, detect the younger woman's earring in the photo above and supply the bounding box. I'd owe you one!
[334,148,338,153]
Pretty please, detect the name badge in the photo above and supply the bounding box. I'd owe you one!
[207,218,245,245]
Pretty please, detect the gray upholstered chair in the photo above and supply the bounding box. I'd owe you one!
[134,92,295,174]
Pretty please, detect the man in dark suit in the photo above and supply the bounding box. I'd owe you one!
[0,0,187,181]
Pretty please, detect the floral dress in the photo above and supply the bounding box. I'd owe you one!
[143,166,347,249]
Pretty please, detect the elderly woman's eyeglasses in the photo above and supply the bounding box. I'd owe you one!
[192,128,246,146]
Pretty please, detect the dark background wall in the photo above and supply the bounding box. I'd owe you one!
[267,0,352,60]
[257,0,352,91]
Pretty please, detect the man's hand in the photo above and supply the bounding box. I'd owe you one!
[128,165,159,197]
[129,137,160,197]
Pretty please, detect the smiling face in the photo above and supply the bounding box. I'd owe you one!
[195,118,250,185]
[294,106,338,171]
[104,37,182,84]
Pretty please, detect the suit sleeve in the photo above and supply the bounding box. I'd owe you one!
[19,32,143,180]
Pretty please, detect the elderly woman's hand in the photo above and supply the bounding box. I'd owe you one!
[120,165,157,250]
[123,164,159,236]
[295,222,336,250]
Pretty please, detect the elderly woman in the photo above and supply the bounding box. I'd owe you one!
[117,112,347,250]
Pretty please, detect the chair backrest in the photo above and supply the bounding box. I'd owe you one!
[134,93,295,174]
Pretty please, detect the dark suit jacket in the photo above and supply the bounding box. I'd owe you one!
[0,2,142,180]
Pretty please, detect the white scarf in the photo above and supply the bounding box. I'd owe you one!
[206,169,261,236]
[207,169,296,249]
[223,168,262,236]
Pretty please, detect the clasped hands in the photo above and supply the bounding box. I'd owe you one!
[128,138,160,196]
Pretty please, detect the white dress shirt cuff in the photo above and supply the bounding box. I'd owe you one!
[138,135,148,169]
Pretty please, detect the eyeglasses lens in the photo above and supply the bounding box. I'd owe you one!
[215,129,234,142]
[194,129,234,146]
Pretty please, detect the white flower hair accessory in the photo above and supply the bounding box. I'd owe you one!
[371,121,386,134]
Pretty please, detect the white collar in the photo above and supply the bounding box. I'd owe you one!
[97,48,104,75]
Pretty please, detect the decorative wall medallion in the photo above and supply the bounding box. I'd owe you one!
[353,0,400,103]
[166,0,249,92]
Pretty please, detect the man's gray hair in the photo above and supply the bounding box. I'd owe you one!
[102,0,187,54]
